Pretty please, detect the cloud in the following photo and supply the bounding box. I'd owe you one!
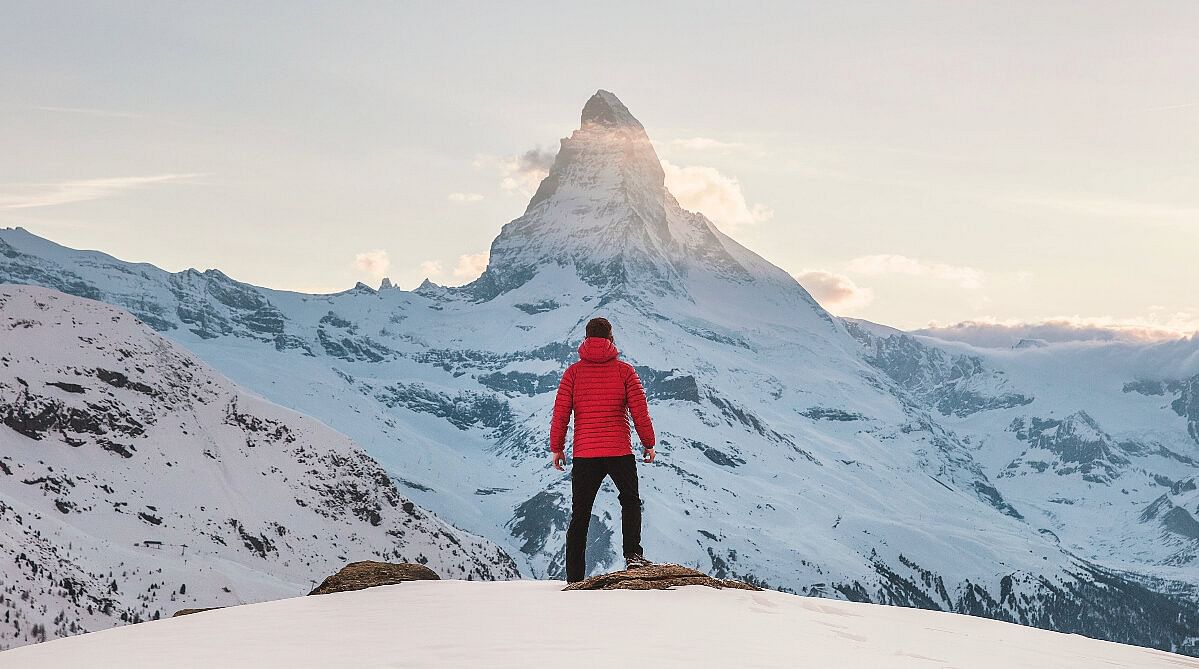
[33,105,147,120]
[1139,101,1199,112]
[794,270,874,313]
[0,174,205,209]
[32,105,203,130]
[1010,194,1199,224]
[448,192,484,203]
[451,252,488,279]
[353,249,391,279]
[473,147,557,197]
[668,137,750,152]
[416,253,489,285]
[660,160,773,229]
[657,137,768,158]
[846,254,984,289]
[914,314,1199,348]
[418,260,444,277]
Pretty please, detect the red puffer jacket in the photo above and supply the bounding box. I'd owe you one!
[550,337,656,458]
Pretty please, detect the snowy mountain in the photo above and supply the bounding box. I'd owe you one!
[4,580,1198,669]
[1,90,1197,655]
[469,89,799,303]
[0,286,518,649]
[848,324,1199,593]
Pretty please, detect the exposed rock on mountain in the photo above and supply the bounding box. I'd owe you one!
[0,286,518,650]
[845,321,1034,417]
[308,561,440,595]
[1124,374,1199,445]
[1003,412,1131,484]
[171,608,221,618]
[1140,477,1199,564]
[562,564,760,591]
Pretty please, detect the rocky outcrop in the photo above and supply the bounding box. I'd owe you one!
[1002,412,1131,485]
[172,608,221,618]
[174,561,442,616]
[308,561,440,595]
[563,564,761,592]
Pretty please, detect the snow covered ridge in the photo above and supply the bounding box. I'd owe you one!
[3,580,1197,669]
[844,322,1199,583]
[1,89,1199,655]
[0,286,518,650]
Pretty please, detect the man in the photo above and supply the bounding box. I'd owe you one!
[550,317,657,583]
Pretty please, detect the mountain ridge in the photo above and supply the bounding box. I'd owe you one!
[0,285,518,649]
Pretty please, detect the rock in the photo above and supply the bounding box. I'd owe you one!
[172,607,221,617]
[308,561,440,595]
[562,564,761,591]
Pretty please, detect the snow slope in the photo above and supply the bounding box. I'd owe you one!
[1,90,1197,653]
[0,286,518,649]
[2,580,1196,669]
[846,324,1199,588]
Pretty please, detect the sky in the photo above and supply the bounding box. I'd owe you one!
[2,2,1197,334]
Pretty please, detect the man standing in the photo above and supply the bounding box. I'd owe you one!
[551,317,657,583]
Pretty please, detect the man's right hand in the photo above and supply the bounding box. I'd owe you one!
[551,450,566,471]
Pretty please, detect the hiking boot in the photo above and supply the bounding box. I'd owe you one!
[624,553,653,570]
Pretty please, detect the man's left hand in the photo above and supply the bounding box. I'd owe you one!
[643,448,656,463]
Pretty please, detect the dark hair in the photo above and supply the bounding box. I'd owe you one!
[585,317,613,340]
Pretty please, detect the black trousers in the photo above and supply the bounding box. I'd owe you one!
[566,454,643,583]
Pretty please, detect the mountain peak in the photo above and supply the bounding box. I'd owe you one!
[461,90,822,313]
[580,89,643,130]
[523,90,662,214]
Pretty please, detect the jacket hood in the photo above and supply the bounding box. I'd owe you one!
[578,337,619,363]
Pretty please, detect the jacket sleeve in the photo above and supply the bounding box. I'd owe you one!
[549,366,575,453]
[624,365,656,448]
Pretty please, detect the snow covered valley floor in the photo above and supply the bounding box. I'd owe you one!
[2,580,1196,669]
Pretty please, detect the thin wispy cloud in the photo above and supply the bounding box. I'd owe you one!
[32,105,148,120]
[1139,101,1199,113]
[0,174,206,209]
[655,137,769,159]
[448,192,485,203]
[668,137,749,152]
[846,254,984,289]
[30,105,207,130]
[1011,194,1199,224]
